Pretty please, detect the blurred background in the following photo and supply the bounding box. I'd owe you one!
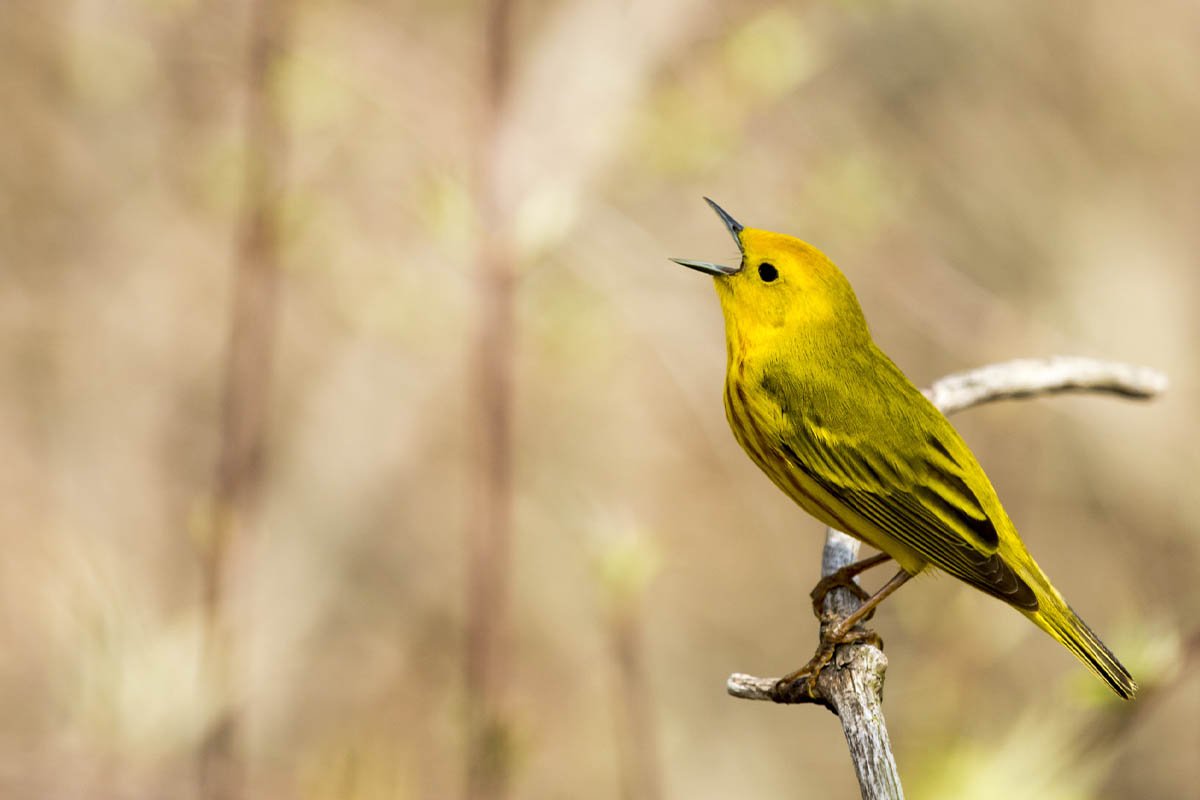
[2,0,1198,798]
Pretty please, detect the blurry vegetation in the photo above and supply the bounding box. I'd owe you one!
[0,0,1197,798]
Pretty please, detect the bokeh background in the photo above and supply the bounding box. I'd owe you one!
[2,0,1198,798]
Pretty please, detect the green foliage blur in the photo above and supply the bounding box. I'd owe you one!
[1,0,1197,797]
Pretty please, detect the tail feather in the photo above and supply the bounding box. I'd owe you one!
[1030,598,1137,700]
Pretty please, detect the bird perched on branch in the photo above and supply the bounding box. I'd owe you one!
[672,198,1136,699]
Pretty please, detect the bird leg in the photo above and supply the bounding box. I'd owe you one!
[775,568,913,698]
[823,567,912,642]
[809,552,893,620]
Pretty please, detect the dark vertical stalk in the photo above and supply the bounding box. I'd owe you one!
[0,1,73,559]
[610,602,664,800]
[464,1,517,799]
[199,2,292,799]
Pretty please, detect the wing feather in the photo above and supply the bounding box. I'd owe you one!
[773,409,1037,611]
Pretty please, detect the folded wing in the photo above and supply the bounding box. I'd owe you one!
[774,415,1038,611]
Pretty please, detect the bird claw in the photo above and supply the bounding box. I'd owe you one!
[772,640,837,698]
[771,626,884,701]
[831,627,883,650]
[810,567,872,618]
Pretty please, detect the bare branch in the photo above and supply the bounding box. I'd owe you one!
[726,357,1168,800]
[922,356,1168,415]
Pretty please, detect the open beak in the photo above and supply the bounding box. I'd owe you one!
[670,197,744,276]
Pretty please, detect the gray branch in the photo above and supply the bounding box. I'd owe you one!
[921,356,1168,414]
[726,356,1168,800]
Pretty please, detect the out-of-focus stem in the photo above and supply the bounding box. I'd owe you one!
[596,532,664,800]
[610,602,664,800]
[464,2,517,800]
[199,2,291,799]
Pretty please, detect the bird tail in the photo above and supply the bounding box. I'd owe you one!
[1025,581,1137,700]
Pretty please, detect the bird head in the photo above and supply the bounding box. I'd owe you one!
[671,198,865,339]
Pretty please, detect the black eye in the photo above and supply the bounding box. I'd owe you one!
[758,262,778,282]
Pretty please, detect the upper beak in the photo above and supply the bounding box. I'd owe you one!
[670,197,745,276]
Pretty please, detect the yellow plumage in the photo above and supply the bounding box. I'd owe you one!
[674,199,1135,699]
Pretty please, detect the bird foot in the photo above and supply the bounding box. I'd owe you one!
[771,627,883,700]
[809,567,872,619]
[772,646,834,699]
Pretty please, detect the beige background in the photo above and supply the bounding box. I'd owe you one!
[1,1,1197,797]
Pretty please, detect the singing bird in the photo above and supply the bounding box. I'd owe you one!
[672,199,1135,699]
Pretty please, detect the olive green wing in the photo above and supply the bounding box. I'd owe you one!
[763,372,1038,611]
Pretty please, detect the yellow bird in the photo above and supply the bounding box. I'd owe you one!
[672,198,1135,699]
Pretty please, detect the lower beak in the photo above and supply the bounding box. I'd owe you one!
[669,257,740,276]
[670,198,745,276]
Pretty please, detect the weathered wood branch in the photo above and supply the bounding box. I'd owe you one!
[726,356,1168,800]
[921,356,1167,413]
